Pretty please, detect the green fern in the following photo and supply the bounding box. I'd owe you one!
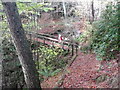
[38,69,61,77]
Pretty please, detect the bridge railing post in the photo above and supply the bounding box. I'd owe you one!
[62,43,64,50]
[43,38,45,45]
[29,33,32,42]
[71,44,74,56]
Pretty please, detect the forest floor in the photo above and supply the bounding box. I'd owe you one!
[40,16,119,88]
[41,50,119,88]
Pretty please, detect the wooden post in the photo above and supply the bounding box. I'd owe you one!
[37,48,39,70]
[62,43,64,50]
[52,41,54,47]
[75,44,78,54]
[71,44,74,56]
[29,33,32,42]
[43,38,45,45]
[29,33,32,51]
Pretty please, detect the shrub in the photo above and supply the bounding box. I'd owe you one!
[90,2,119,60]
[2,36,17,61]
[34,46,68,78]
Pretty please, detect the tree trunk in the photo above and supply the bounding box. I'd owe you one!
[1,2,41,89]
[0,31,3,90]
[91,0,95,23]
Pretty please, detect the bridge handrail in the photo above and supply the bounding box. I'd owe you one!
[25,31,79,47]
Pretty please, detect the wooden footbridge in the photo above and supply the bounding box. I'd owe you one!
[25,31,79,60]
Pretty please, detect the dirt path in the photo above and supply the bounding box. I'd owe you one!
[62,52,118,88]
[41,51,119,88]
[62,52,100,88]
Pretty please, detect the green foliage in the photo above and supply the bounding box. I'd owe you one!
[75,34,85,43]
[16,2,54,32]
[0,21,9,33]
[0,11,4,16]
[90,2,119,60]
[34,46,68,77]
[75,21,93,43]
[38,68,61,77]
[42,7,54,12]
[2,37,17,61]
[17,2,54,14]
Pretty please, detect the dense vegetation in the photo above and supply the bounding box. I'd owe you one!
[0,1,119,88]
[0,2,69,82]
[89,2,119,60]
[35,46,68,79]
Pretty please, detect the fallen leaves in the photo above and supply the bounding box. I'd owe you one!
[41,51,118,88]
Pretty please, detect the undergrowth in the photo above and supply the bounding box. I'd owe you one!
[89,2,120,61]
[33,46,69,79]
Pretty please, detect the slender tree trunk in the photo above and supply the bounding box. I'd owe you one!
[0,31,3,90]
[91,0,95,23]
[1,2,41,89]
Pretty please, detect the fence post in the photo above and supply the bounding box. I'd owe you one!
[36,48,39,70]
[71,44,74,56]
[43,38,45,45]
[29,33,32,42]
[75,44,78,55]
